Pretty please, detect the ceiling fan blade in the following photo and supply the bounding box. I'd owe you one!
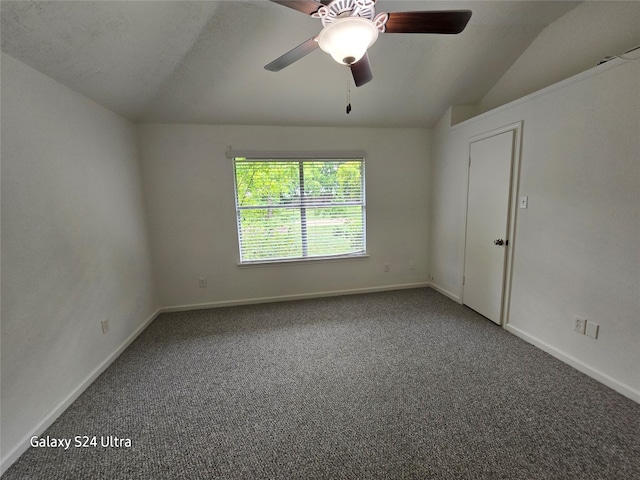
[269,0,324,16]
[265,37,319,72]
[384,10,472,34]
[350,53,373,87]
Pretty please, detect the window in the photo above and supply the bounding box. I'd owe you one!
[233,156,366,263]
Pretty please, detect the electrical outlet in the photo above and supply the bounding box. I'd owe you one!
[198,277,207,288]
[101,319,110,335]
[585,321,599,339]
[573,316,586,334]
[384,263,391,273]
[409,260,415,270]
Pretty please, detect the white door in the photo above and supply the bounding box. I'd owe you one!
[463,130,514,324]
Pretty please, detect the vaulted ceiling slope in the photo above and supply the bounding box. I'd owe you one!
[1,1,582,127]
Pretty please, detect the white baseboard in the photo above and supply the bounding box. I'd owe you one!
[427,282,461,303]
[160,283,431,313]
[0,308,161,475]
[505,324,640,404]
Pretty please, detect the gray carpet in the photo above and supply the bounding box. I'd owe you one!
[3,288,639,479]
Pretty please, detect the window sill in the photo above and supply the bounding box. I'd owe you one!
[237,254,369,268]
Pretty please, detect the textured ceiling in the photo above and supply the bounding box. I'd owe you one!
[1,1,581,127]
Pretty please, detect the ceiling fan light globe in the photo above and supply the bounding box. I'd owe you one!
[317,17,379,65]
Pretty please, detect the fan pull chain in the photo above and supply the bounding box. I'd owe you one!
[346,68,352,114]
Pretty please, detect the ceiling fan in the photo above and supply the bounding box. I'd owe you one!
[265,0,472,87]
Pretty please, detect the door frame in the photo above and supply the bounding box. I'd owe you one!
[461,121,523,327]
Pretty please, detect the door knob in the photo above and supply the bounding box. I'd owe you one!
[494,239,505,246]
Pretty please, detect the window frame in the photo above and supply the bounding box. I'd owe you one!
[231,153,367,265]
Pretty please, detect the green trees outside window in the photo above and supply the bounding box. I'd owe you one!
[233,158,366,262]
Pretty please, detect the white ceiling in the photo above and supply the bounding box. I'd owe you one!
[1,0,581,127]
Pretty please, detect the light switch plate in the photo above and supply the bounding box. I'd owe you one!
[519,196,528,209]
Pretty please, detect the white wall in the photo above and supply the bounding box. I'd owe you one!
[138,124,430,308]
[479,1,640,114]
[0,53,159,469]
[429,58,640,400]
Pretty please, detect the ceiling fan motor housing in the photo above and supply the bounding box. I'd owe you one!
[314,0,377,25]
[314,0,390,35]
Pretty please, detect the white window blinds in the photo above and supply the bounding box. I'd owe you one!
[233,157,366,263]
